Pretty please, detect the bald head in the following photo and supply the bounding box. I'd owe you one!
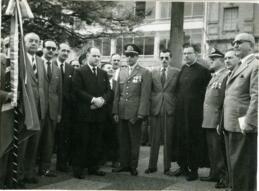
[232,33,255,59]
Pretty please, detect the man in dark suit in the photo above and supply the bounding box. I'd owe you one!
[54,43,74,172]
[145,49,179,176]
[38,40,62,177]
[112,44,151,176]
[200,48,228,188]
[223,33,257,191]
[17,32,46,184]
[72,47,113,178]
[173,44,211,181]
[100,63,119,167]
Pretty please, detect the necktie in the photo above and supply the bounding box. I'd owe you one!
[32,56,38,79]
[161,67,166,87]
[47,61,52,81]
[60,63,64,82]
[93,67,97,76]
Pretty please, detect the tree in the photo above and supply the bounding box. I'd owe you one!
[169,2,184,68]
[1,0,147,47]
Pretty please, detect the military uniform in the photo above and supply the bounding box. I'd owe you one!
[113,61,151,172]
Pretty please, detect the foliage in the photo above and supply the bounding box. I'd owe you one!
[1,0,148,47]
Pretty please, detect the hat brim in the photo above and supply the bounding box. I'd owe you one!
[209,54,224,58]
[125,50,139,55]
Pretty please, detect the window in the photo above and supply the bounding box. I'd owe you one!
[145,1,155,19]
[144,37,154,55]
[184,29,203,52]
[92,38,111,56]
[184,2,204,17]
[135,2,146,17]
[223,7,238,31]
[134,37,144,54]
[116,36,154,56]
[116,37,123,55]
[160,2,171,19]
[102,38,111,56]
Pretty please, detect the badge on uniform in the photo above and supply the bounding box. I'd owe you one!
[211,82,222,89]
[132,75,142,83]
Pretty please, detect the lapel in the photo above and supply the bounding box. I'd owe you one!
[50,60,58,83]
[36,57,45,83]
[127,64,140,80]
[208,73,220,87]
[153,68,163,89]
[227,55,255,84]
[163,67,174,89]
[97,67,103,84]
[27,54,38,83]
[85,64,96,81]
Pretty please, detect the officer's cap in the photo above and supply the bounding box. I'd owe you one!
[209,48,224,58]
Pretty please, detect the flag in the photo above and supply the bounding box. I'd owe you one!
[2,0,38,187]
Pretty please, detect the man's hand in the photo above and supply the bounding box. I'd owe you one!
[90,104,98,110]
[129,115,144,125]
[92,97,105,108]
[5,92,14,101]
[241,129,246,135]
[57,115,62,123]
[129,117,138,125]
[113,114,119,123]
[216,125,222,135]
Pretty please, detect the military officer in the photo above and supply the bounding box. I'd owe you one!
[112,44,151,176]
[200,48,228,189]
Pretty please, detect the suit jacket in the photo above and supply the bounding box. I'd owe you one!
[43,60,62,121]
[113,63,151,120]
[26,55,46,120]
[54,61,74,121]
[224,54,258,133]
[202,68,228,129]
[72,64,113,122]
[150,66,180,116]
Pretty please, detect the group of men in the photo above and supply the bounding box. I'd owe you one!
[0,33,74,188]
[0,32,257,191]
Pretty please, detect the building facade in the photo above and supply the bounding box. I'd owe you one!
[206,3,259,53]
[85,1,259,67]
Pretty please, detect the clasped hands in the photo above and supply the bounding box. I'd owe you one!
[90,97,105,110]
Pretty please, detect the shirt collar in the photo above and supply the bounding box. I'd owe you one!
[43,57,52,64]
[128,62,138,71]
[57,59,65,67]
[160,66,168,72]
[212,67,225,77]
[27,53,35,61]
[87,63,97,72]
[185,59,197,67]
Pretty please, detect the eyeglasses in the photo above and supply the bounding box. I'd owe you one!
[72,65,80,68]
[160,57,169,60]
[231,40,251,46]
[113,59,120,62]
[46,46,57,51]
[125,53,137,57]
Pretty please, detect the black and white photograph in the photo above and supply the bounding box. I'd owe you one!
[0,0,258,190]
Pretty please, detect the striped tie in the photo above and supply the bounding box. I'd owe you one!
[32,56,38,79]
